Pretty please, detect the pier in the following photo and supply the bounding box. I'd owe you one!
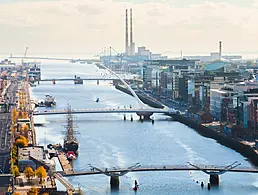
[58,152,73,174]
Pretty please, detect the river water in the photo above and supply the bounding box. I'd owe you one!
[32,62,258,195]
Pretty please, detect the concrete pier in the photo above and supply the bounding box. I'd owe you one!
[110,176,119,189]
[209,175,219,186]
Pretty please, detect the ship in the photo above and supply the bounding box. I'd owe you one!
[28,63,41,82]
[62,104,79,155]
[44,95,56,107]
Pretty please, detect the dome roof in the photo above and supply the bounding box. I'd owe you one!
[204,62,227,71]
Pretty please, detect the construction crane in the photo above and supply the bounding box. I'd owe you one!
[21,47,28,66]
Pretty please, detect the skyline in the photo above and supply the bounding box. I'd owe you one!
[1,0,258,58]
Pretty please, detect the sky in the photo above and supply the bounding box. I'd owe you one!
[1,0,258,58]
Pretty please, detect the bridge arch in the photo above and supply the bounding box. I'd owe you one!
[96,63,146,108]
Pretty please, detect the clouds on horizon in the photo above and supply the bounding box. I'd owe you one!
[1,0,258,57]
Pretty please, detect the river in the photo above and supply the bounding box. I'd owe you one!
[32,62,258,195]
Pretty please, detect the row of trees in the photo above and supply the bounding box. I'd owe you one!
[24,166,47,183]
[11,166,47,184]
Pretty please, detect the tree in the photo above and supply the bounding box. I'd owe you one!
[10,125,16,133]
[35,166,47,183]
[12,192,20,195]
[18,110,23,118]
[42,193,49,195]
[23,124,29,138]
[22,112,28,119]
[11,165,20,178]
[23,167,34,183]
[15,136,28,148]
[27,187,38,195]
[11,109,18,123]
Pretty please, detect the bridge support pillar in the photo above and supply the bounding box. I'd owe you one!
[209,174,219,186]
[97,80,99,85]
[136,112,153,121]
[110,176,119,189]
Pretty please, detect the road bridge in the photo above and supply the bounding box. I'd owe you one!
[33,107,177,118]
[59,162,256,188]
[9,56,100,63]
[39,78,137,82]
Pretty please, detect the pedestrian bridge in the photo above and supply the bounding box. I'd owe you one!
[58,162,258,187]
[33,107,177,116]
[61,162,258,177]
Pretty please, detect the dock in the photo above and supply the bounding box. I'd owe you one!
[58,152,73,174]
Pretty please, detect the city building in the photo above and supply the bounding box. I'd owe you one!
[210,88,238,121]
[18,146,55,172]
[184,53,242,62]
[142,65,152,89]
[145,59,197,70]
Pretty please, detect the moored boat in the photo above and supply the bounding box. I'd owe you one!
[44,95,56,107]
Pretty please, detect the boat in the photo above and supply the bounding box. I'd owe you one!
[28,63,41,81]
[44,95,56,107]
[96,98,99,102]
[74,76,83,84]
[63,104,80,155]
[29,82,36,87]
[67,151,76,160]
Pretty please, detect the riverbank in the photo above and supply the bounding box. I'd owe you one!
[115,86,258,166]
[173,114,258,166]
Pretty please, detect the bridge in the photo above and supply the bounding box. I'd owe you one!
[33,107,176,118]
[39,78,138,82]
[58,162,257,189]
[9,56,100,63]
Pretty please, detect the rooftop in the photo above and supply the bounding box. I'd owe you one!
[18,146,44,161]
[204,62,227,71]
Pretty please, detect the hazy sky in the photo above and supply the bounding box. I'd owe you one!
[1,0,258,57]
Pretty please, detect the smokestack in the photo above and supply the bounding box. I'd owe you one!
[130,8,134,55]
[219,41,222,60]
[125,9,129,55]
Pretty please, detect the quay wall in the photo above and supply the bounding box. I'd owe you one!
[173,114,258,166]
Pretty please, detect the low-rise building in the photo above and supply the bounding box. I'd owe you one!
[18,146,45,171]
